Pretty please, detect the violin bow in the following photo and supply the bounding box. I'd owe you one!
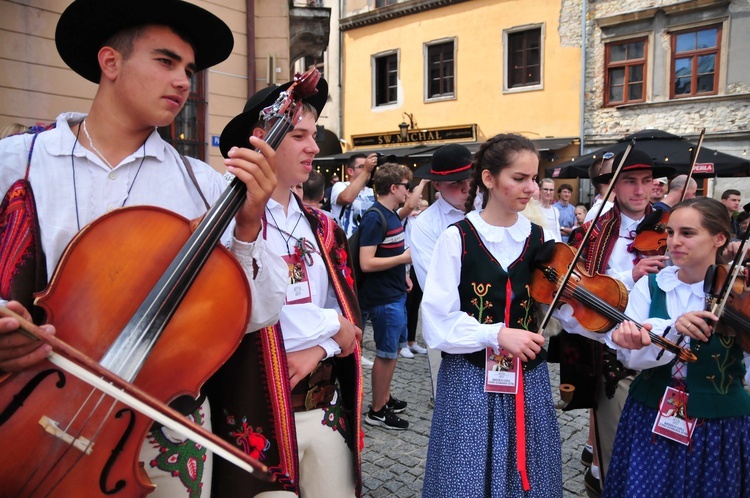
[679,128,705,203]
[538,141,635,333]
[0,305,275,480]
[707,207,750,318]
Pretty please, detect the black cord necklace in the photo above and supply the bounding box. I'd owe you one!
[264,201,319,266]
[70,120,147,231]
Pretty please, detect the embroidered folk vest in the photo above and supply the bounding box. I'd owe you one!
[452,218,547,372]
[629,273,750,419]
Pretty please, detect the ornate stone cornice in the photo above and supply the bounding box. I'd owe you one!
[596,0,731,28]
[340,0,471,31]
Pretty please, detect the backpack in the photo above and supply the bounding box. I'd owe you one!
[347,207,388,291]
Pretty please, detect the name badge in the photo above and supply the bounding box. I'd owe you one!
[484,347,519,394]
[652,386,697,445]
[282,253,312,305]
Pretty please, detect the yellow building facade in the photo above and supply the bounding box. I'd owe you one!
[340,0,582,169]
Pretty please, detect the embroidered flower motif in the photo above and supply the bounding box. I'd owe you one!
[472,282,491,298]
[470,282,494,323]
[227,416,271,461]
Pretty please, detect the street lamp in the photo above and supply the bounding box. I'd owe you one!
[398,112,416,140]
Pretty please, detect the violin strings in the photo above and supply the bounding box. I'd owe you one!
[550,268,685,358]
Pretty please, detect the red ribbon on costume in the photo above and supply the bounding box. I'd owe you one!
[506,279,530,491]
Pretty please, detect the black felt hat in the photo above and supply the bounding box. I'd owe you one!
[55,0,234,83]
[220,77,328,158]
[414,144,473,181]
[594,149,675,183]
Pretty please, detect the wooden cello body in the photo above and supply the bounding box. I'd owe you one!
[0,206,250,497]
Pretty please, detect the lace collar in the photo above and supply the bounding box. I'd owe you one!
[466,210,531,243]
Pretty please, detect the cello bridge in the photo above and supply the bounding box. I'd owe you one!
[39,415,94,455]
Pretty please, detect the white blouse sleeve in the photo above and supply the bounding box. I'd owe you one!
[612,276,680,369]
[420,226,501,353]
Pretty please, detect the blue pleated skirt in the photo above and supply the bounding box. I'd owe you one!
[603,396,750,498]
[422,354,562,498]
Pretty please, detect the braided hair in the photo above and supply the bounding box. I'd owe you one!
[464,133,539,213]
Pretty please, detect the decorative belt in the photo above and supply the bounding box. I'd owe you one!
[291,360,336,412]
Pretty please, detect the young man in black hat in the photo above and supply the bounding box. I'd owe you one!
[211,77,363,498]
[410,143,473,397]
[0,1,288,496]
[560,149,674,496]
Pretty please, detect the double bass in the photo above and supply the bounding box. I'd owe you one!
[0,68,322,497]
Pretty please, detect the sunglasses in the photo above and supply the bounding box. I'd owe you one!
[393,182,410,188]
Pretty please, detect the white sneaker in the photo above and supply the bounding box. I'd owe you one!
[399,347,414,358]
[409,343,428,355]
[361,356,374,367]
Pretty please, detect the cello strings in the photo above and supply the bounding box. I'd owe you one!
[20,373,122,497]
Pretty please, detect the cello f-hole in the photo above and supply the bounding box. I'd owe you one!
[100,408,136,495]
[0,369,66,425]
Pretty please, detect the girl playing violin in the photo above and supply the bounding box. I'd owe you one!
[420,134,561,497]
[605,197,750,497]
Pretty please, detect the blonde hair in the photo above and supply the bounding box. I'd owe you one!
[0,123,27,139]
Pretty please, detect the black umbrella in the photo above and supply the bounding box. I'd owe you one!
[546,129,749,179]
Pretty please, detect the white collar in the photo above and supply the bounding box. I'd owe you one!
[46,112,167,164]
[466,210,531,243]
[655,265,705,298]
[436,196,465,215]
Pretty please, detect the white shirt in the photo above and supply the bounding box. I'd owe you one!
[0,112,287,332]
[263,196,342,358]
[421,211,534,354]
[585,198,614,223]
[330,181,375,238]
[613,266,703,370]
[540,204,562,243]
[410,196,466,288]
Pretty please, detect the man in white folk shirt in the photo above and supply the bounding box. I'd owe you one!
[410,144,474,399]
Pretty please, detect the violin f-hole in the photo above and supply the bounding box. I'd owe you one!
[100,407,135,495]
[0,369,66,425]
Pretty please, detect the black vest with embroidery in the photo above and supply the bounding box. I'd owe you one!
[629,273,750,419]
[451,218,547,372]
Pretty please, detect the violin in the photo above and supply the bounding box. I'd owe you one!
[631,129,706,256]
[632,209,670,257]
[704,263,750,354]
[0,68,322,497]
[531,243,697,363]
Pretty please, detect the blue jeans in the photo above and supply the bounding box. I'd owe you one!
[363,294,407,359]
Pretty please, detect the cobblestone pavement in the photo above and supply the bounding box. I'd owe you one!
[360,325,589,498]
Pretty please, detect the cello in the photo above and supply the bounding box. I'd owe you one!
[0,68,322,497]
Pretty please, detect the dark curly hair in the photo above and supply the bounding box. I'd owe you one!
[465,133,538,212]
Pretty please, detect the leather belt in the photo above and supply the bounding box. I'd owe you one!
[291,361,336,412]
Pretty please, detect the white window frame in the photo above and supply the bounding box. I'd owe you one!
[503,23,545,94]
[424,37,457,103]
[371,49,401,109]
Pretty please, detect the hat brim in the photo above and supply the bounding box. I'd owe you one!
[220,78,328,158]
[593,165,675,184]
[56,0,233,83]
[414,162,474,181]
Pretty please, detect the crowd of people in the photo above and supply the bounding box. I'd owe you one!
[0,1,748,498]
